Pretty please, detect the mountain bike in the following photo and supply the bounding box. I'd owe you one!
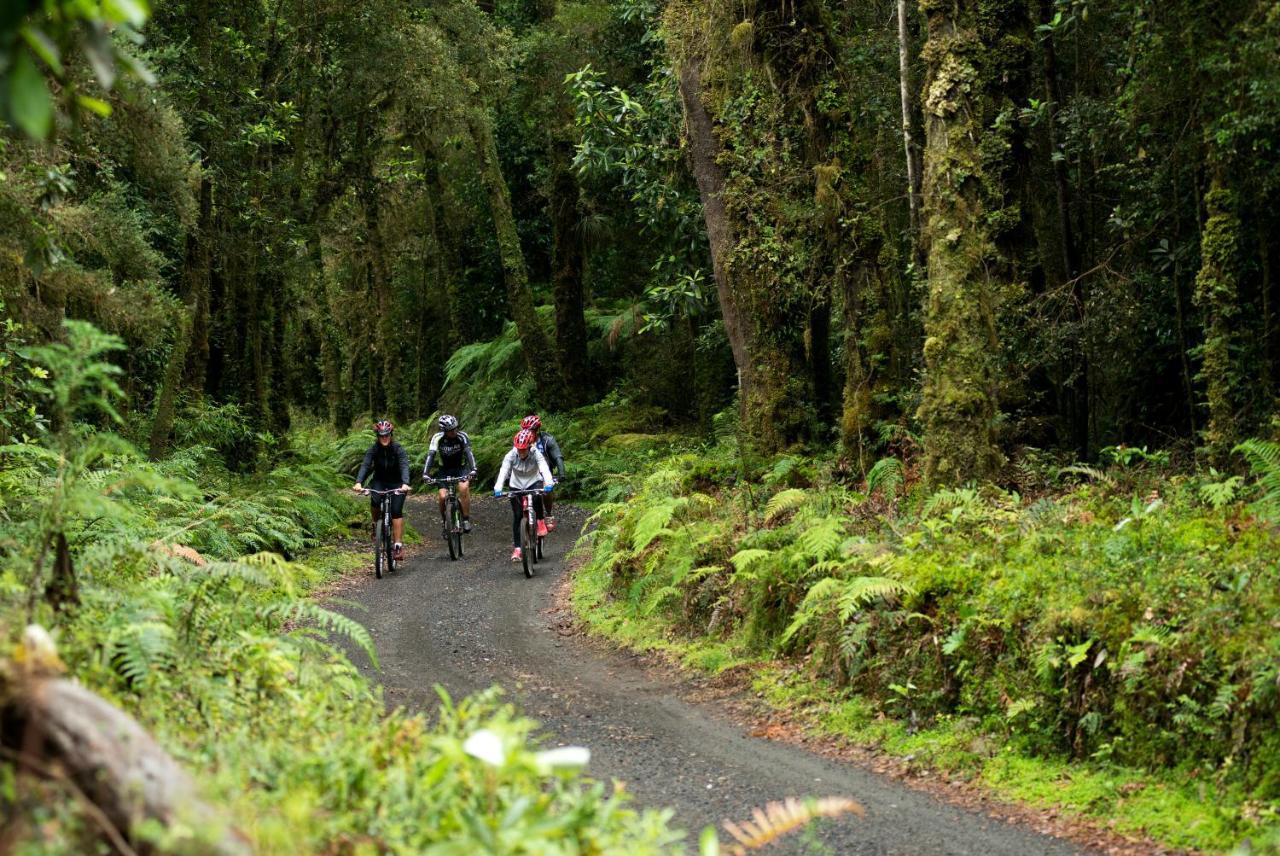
[506,488,547,578]
[426,474,470,561]
[361,487,407,579]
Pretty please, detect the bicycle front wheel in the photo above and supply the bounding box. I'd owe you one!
[374,520,386,579]
[521,518,534,578]
[384,518,396,573]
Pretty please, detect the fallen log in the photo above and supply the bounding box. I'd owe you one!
[2,629,251,855]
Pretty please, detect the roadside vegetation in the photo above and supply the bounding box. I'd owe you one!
[0,324,681,852]
[570,436,1280,852]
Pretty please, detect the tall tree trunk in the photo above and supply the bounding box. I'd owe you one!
[358,156,395,417]
[675,55,812,452]
[549,156,592,406]
[148,305,194,460]
[1193,165,1241,464]
[467,111,563,403]
[184,175,213,394]
[916,0,1004,483]
[897,0,923,254]
[839,260,873,469]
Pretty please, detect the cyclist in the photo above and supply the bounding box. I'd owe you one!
[521,413,565,528]
[352,419,412,560]
[422,414,478,533]
[493,428,554,562]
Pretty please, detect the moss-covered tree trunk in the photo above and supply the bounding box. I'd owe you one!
[915,0,1005,484]
[1193,166,1241,463]
[468,112,564,404]
[674,54,812,452]
[549,154,591,405]
[147,306,193,460]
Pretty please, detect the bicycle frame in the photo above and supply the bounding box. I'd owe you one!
[362,487,406,577]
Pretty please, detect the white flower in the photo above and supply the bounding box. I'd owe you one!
[463,729,506,767]
[535,745,590,772]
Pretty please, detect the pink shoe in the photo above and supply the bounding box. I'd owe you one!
[546,517,557,532]
[510,547,522,561]
[537,520,549,538]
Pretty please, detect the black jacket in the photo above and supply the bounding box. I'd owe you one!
[356,441,411,487]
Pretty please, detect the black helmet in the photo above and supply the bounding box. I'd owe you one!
[438,414,459,431]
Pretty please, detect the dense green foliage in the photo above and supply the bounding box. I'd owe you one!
[0,321,681,852]
[4,0,1280,850]
[574,444,1280,848]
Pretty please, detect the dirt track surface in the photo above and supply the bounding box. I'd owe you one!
[334,495,1091,855]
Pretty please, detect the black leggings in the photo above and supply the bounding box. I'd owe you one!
[370,490,406,520]
[509,493,546,547]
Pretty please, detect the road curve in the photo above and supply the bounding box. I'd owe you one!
[334,495,1090,855]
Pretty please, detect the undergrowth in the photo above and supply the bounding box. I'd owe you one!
[571,438,1280,852]
[0,321,681,852]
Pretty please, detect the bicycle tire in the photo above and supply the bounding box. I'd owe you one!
[521,518,534,578]
[536,536,544,561]
[374,520,385,579]
[447,506,458,561]
[384,516,396,573]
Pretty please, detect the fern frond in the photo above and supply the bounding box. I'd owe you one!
[836,576,913,622]
[631,497,688,551]
[865,457,904,499]
[728,548,773,573]
[721,796,863,854]
[263,601,379,669]
[794,517,844,561]
[1234,438,1280,519]
[764,488,807,523]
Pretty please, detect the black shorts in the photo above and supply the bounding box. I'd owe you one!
[369,488,406,519]
[433,466,470,481]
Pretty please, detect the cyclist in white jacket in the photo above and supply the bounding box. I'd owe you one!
[494,428,554,561]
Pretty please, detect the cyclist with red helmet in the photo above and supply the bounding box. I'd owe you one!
[493,428,554,562]
[520,413,565,528]
[352,419,412,560]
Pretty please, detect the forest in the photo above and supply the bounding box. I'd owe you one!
[2,0,1280,852]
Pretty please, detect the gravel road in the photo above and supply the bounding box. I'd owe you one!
[335,495,1090,855]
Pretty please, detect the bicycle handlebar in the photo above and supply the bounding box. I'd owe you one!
[425,475,473,485]
[360,487,409,496]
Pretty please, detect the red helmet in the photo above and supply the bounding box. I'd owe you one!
[374,419,394,436]
[513,428,535,450]
[520,414,542,431]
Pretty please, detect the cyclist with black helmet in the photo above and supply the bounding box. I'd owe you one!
[352,419,412,560]
[521,413,565,528]
[423,414,478,533]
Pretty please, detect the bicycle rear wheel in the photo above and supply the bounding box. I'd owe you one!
[374,520,385,579]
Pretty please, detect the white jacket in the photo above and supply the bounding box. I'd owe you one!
[495,448,554,491]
